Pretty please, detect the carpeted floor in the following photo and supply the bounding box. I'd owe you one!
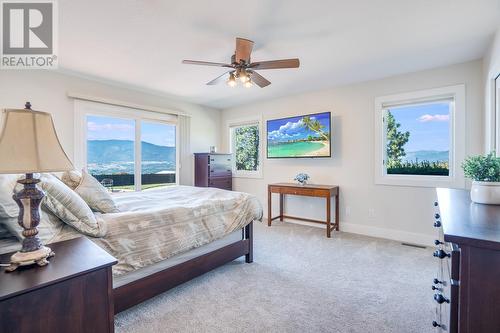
[115,221,435,333]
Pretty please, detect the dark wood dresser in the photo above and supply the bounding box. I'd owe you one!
[0,237,117,333]
[433,188,500,333]
[194,153,232,190]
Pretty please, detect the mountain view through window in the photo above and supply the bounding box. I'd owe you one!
[385,101,450,176]
[87,115,176,191]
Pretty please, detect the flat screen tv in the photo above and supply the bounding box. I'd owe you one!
[267,111,331,158]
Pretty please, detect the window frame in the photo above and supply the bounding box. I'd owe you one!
[227,116,263,179]
[74,100,179,191]
[374,85,466,188]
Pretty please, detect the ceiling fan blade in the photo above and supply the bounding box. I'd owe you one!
[182,60,233,68]
[235,38,254,63]
[206,71,232,85]
[249,59,300,70]
[249,71,271,88]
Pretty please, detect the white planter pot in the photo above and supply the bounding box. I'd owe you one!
[470,181,500,205]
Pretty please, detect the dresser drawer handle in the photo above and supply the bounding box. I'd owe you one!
[433,293,450,304]
[435,213,440,219]
[434,201,438,207]
[432,321,442,328]
[433,249,450,259]
[434,239,443,246]
[433,278,443,285]
[433,221,441,228]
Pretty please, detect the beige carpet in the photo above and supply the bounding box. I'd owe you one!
[115,221,435,333]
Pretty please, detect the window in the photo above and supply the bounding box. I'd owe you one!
[374,85,465,187]
[229,120,262,178]
[140,121,176,190]
[75,101,177,192]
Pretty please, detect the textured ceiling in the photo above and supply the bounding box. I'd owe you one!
[58,0,500,109]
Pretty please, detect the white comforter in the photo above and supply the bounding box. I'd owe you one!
[86,186,262,276]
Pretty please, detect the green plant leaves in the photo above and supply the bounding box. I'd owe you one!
[462,152,500,182]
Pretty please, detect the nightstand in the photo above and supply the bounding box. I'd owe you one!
[0,237,117,333]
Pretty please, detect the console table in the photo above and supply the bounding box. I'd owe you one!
[267,183,339,237]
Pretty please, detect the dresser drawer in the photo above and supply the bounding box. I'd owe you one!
[209,177,232,190]
[208,155,232,177]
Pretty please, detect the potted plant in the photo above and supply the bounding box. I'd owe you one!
[462,152,500,204]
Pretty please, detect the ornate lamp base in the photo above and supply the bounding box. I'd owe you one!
[6,246,55,272]
[5,173,55,272]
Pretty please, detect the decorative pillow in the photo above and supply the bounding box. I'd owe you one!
[74,170,119,213]
[0,222,13,239]
[60,169,82,190]
[0,174,21,218]
[39,174,106,237]
[1,206,65,244]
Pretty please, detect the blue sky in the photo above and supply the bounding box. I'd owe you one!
[267,112,330,142]
[389,102,450,152]
[87,116,176,147]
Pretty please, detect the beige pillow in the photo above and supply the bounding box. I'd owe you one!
[2,206,65,244]
[0,174,22,218]
[40,174,106,237]
[60,170,82,190]
[74,171,119,213]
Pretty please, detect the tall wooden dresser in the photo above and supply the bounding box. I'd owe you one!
[433,188,500,333]
[194,153,232,190]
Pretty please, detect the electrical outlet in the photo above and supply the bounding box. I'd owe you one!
[345,206,351,217]
[368,208,376,218]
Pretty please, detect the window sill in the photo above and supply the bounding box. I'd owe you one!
[375,174,465,188]
[232,172,263,179]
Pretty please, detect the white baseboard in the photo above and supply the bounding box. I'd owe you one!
[340,222,435,247]
[274,219,435,247]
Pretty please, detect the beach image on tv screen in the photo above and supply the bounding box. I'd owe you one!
[267,112,331,158]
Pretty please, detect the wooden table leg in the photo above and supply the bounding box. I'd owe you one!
[279,194,284,222]
[335,192,340,231]
[267,187,272,226]
[326,196,331,238]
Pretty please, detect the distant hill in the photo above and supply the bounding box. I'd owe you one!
[88,140,175,163]
[403,150,449,163]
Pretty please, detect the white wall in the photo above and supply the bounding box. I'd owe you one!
[483,27,500,152]
[221,60,484,245]
[0,70,221,185]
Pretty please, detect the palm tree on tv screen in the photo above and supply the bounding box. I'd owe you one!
[302,116,329,140]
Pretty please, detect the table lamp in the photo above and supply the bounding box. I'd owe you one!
[0,102,73,272]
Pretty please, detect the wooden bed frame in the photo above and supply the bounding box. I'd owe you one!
[113,221,253,314]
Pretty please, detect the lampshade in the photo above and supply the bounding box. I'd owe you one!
[0,108,73,174]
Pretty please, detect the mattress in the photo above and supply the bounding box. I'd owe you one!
[113,229,242,288]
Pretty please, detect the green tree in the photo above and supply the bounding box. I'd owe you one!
[386,111,410,167]
[302,116,329,141]
[235,125,259,171]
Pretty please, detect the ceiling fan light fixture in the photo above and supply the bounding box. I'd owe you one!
[182,37,299,89]
[239,69,250,83]
[227,72,237,87]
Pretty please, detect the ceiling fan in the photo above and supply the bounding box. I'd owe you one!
[182,37,300,88]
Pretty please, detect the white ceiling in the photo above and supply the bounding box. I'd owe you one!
[59,0,500,109]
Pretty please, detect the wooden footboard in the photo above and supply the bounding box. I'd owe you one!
[113,222,253,314]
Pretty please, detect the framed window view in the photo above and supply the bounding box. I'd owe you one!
[374,85,466,188]
[496,73,500,152]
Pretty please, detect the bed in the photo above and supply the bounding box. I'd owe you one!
[0,185,262,313]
